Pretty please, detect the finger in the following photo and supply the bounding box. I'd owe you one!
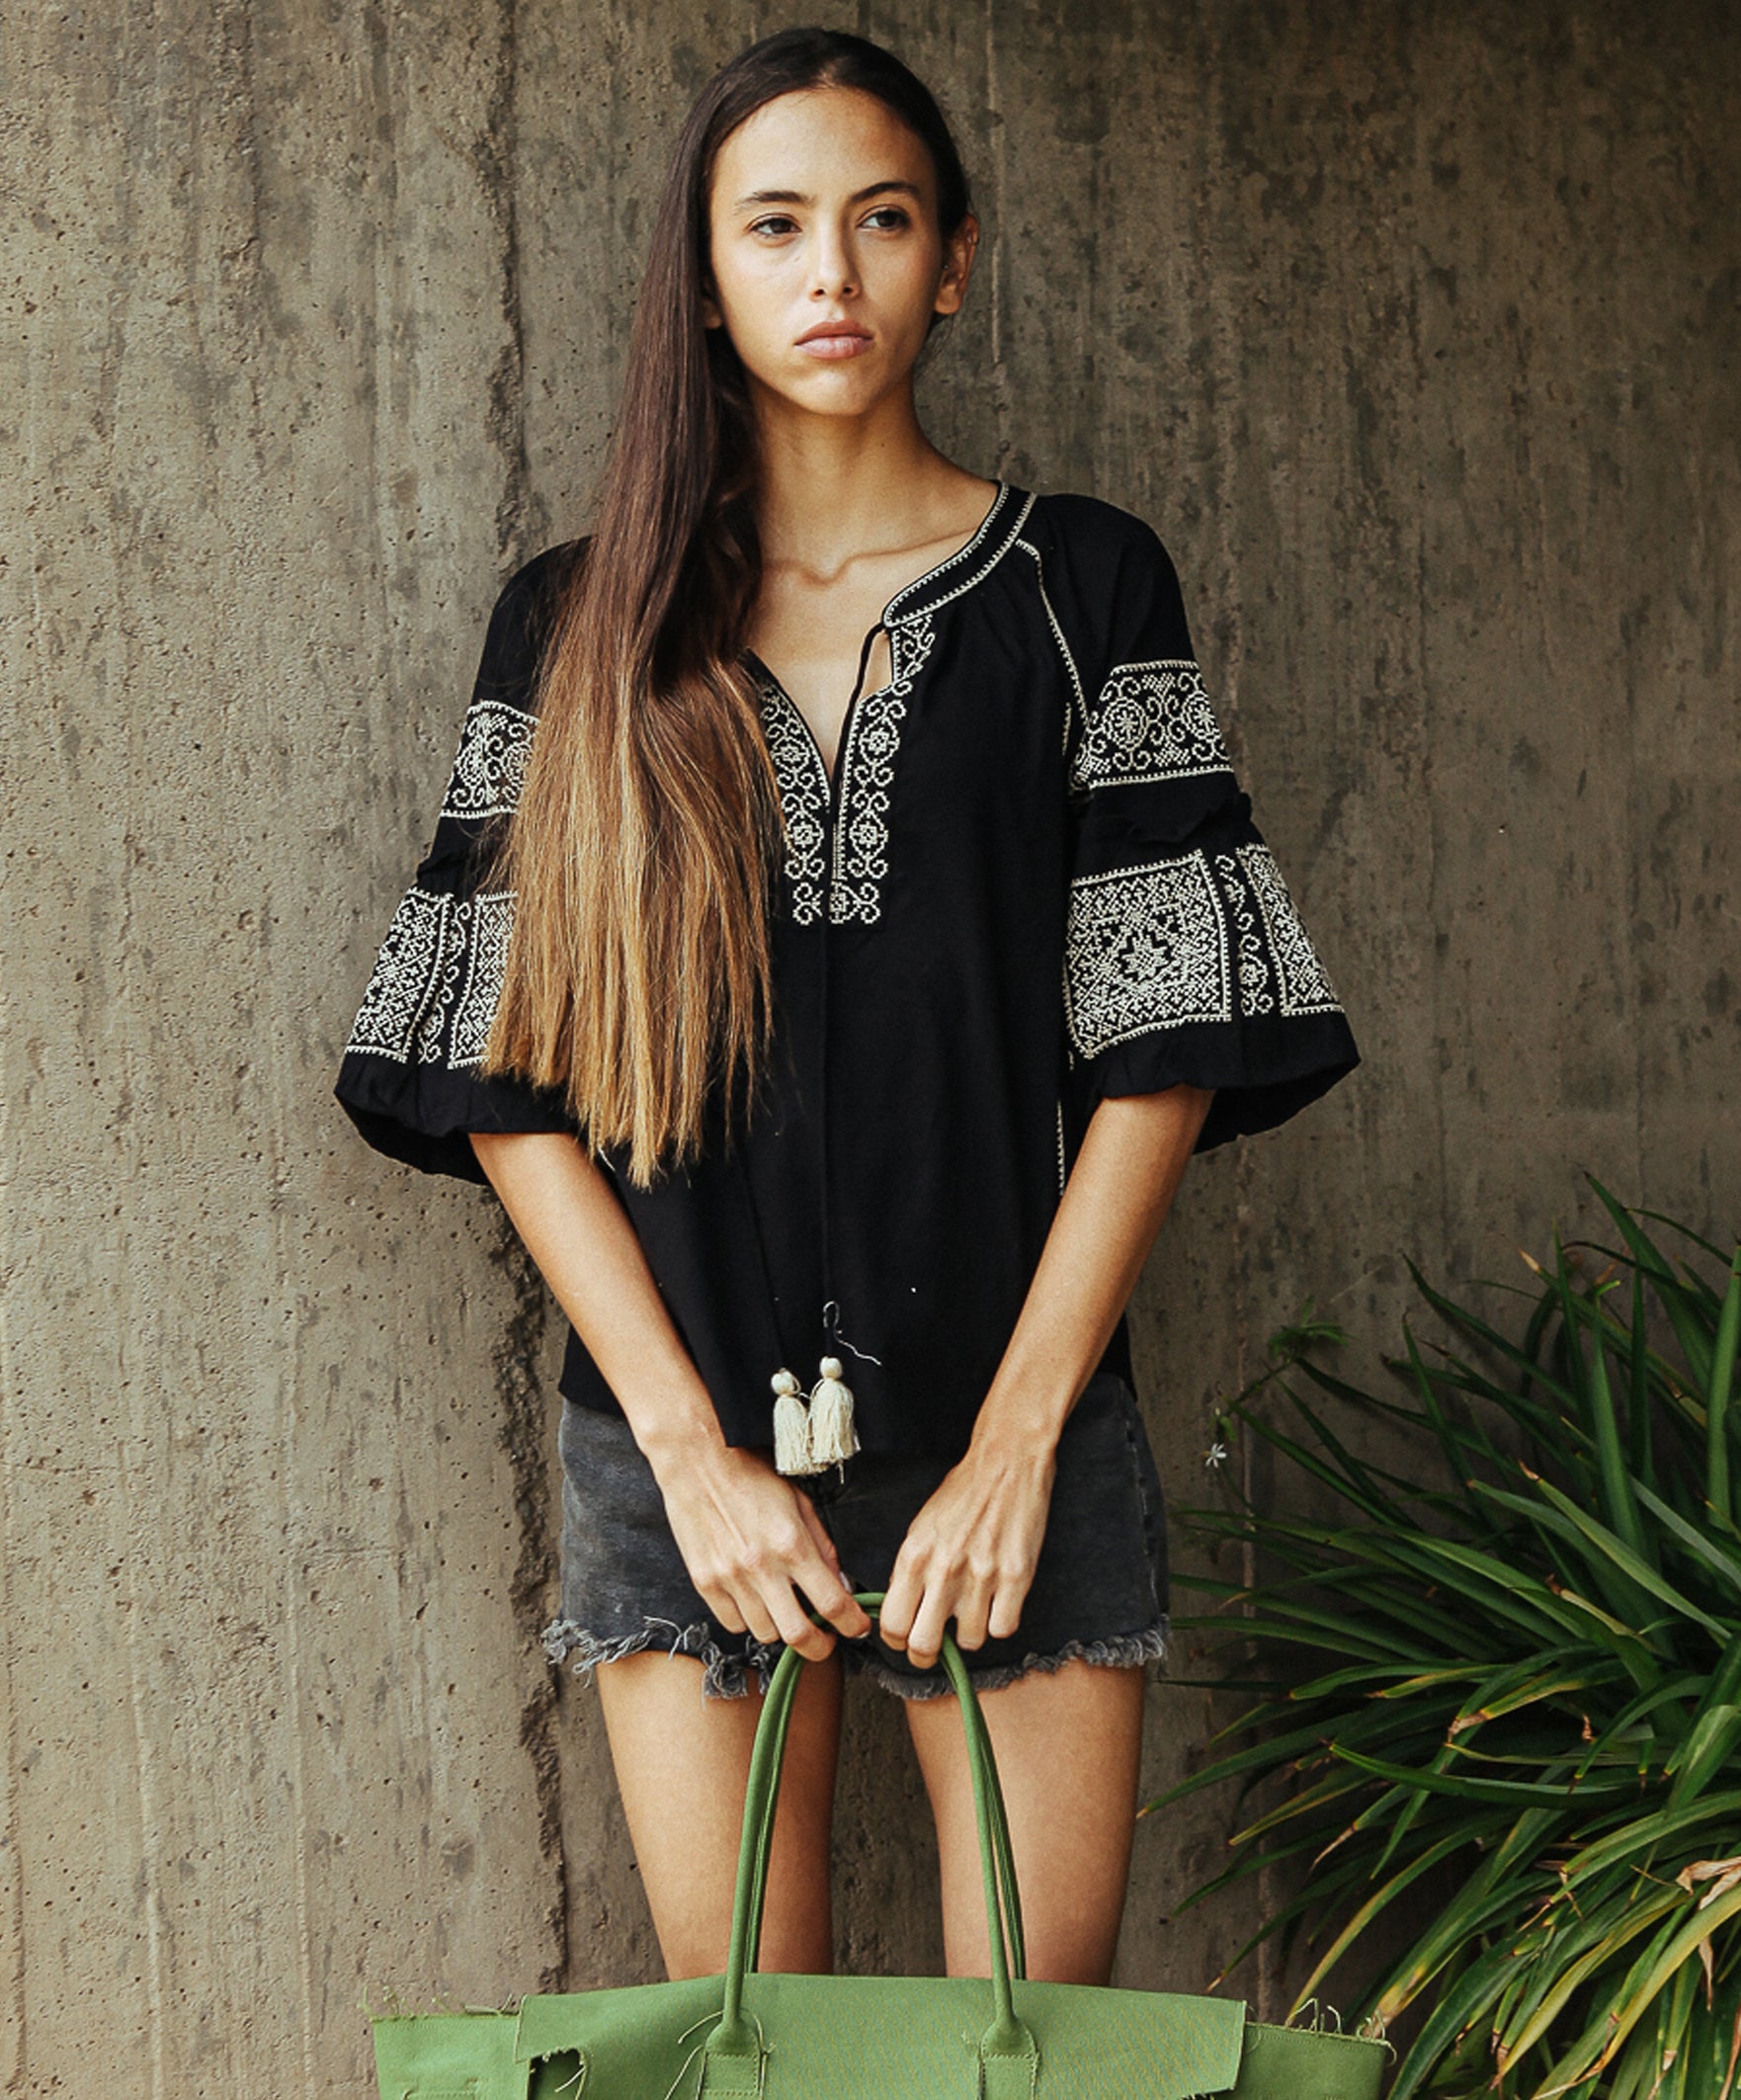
[904,1582,955,1672]
[761,1574,839,1664]
[877,1554,924,1649]
[951,1578,994,1652]
[700,1585,749,1637]
[792,1499,872,1636]
[792,1543,870,1642]
[712,1565,780,1646]
[986,1576,1032,1643]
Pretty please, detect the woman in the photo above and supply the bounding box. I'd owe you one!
[334,27,1359,1993]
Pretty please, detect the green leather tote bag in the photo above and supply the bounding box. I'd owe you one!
[373,1593,1390,2099]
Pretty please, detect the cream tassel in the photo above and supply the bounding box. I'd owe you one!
[806,1355,860,1464]
[771,1368,817,1476]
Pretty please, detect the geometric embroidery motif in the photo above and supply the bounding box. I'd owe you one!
[441,699,538,821]
[754,612,939,928]
[346,882,518,1068]
[1070,659,1234,793]
[1063,840,1345,1059]
[1063,851,1232,1057]
[830,612,935,926]
[755,675,831,928]
[1239,842,1343,1016]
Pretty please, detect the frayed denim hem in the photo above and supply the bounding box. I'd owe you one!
[849,1619,1171,1703]
[539,1614,783,1702]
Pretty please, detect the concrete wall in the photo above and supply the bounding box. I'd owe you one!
[4,0,1735,2089]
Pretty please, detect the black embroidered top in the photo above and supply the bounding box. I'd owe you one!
[334,482,1361,1458]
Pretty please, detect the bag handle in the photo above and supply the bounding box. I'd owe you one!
[739,1593,1027,1987]
[704,1592,1036,2083]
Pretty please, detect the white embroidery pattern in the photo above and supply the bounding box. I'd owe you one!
[1064,853,1232,1056]
[441,700,538,820]
[830,613,936,925]
[347,883,518,1068]
[1071,659,1234,793]
[755,674,831,926]
[1215,850,1275,1016]
[1064,842,1346,1058]
[1240,842,1343,1015]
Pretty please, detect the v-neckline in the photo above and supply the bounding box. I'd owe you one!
[743,478,1011,793]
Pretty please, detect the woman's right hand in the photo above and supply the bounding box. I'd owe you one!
[651,1442,874,1664]
[462,1134,873,1662]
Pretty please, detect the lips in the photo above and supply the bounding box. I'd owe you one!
[796,321,871,344]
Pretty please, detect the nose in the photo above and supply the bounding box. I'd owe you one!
[808,218,858,299]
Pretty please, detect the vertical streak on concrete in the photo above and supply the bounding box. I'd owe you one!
[116,1447,169,2100]
[473,0,571,1984]
[219,0,330,2072]
[106,10,168,2084]
[481,0,535,558]
[0,1045,21,2086]
[489,1219,566,1983]
[982,1,1012,466]
[0,1274,21,2091]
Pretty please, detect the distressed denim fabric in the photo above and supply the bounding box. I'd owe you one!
[541,1370,1170,1703]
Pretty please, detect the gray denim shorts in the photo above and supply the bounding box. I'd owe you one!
[540,1368,1170,1703]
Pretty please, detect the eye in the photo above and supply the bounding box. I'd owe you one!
[749,214,798,238]
[865,206,910,229]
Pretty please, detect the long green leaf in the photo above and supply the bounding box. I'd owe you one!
[1474,1475,1730,1642]
[1557,1788,1741,1886]
[1589,1312,1652,1563]
[1329,1740,1629,1806]
[1709,1248,1741,1526]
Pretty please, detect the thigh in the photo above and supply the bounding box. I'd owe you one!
[548,1397,847,1979]
[903,1654,1146,1986]
[596,1645,846,1981]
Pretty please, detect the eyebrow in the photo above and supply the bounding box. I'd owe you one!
[730,180,923,210]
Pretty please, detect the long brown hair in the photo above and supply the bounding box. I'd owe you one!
[482,27,974,1188]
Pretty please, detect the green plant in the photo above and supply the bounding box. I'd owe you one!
[1153,1174,1741,2100]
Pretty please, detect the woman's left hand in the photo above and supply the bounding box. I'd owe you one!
[876,1435,1058,1669]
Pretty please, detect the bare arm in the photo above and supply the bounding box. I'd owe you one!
[877,1082,1215,1667]
[467,1130,870,1660]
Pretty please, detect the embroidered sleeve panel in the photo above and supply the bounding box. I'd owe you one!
[1070,657,1236,793]
[346,882,519,1070]
[1063,838,1344,1062]
[440,698,538,822]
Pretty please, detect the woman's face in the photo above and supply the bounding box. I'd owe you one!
[702,84,976,417]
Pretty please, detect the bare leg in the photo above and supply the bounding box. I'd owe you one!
[903,1658,1146,1985]
[594,1644,846,1979]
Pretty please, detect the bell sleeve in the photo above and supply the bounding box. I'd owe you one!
[1062,519,1361,1151]
[332,545,584,1184]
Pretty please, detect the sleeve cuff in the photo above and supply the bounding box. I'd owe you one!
[1078,1009,1361,1150]
[334,1050,579,1184]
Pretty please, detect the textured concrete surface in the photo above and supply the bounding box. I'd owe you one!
[3,1,1736,2090]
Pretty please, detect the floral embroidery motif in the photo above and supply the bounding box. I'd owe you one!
[1063,853,1232,1055]
[830,614,935,925]
[1240,843,1343,1015]
[755,675,830,926]
[441,700,538,821]
[347,883,517,1068]
[1070,659,1234,793]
